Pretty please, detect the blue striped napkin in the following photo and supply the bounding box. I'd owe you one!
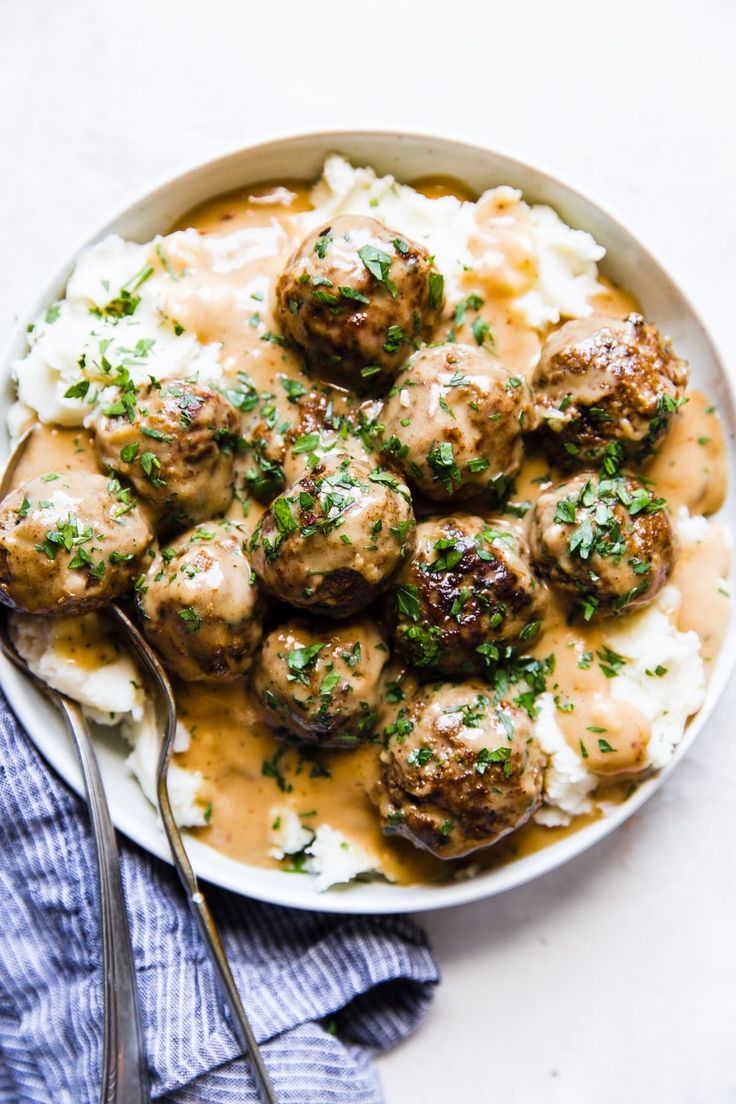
[0,692,439,1102]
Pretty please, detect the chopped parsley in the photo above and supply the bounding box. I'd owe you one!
[314,229,333,259]
[383,324,406,354]
[427,441,461,494]
[178,607,202,633]
[357,243,397,297]
[395,583,421,622]
[475,745,512,777]
[597,645,627,679]
[407,747,433,767]
[287,643,326,684]
[428,271,444,310]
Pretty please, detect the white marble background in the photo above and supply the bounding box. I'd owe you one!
[1,1,734,1100]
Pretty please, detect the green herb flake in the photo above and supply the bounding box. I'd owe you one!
[358,244,397,298]
[396,583,421,622]
[407,747,433,767]
[120,442,139,463]
[428,271,444,310]
[597,645,628,679]
[272,496,297,536]
[314,229,333,259]
[178,607,202,633]
[63,379,90,400]
[475,745,512,775]
[287,643,326,684]
[338,285,370,305]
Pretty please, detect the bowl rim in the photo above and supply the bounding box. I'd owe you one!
[2,128,735,915]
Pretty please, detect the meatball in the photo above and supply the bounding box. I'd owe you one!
[138,519,263,681]
[373,680,546,859]
[275,214,444,385]
[235,382,370,503]
[532,313,688,465]
[250,451,415,618]
[0,472,152,615]
[94,379,238,533]
[252,617,388,747]
[380,343,531,502]
[280,390,374,486]
[388,516,547,675]
[528,471,675,619]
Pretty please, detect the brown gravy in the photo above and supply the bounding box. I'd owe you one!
[11,175,731,887]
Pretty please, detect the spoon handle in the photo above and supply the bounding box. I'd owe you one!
[57,695,149,1104]
[107,604,278,1104]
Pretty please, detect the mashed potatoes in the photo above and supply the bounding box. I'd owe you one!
[11,155,605,442]
[10,612,208,828]
[12,236,223,433]
[307,155,605,321]
[534,578,706,827]
[7,155,725,891]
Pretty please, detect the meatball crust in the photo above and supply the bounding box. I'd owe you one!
[94,379,237,533]
[373,680,546,859]
[139,519,263,681]
[532,313,688,465]
[235,381,372,504]
[0,472,152,615]
[250,451,416,618]
[388,516,547,675]
[528,471,676,619]
[280,390,375,486]
[252,617,388,747]
[380,344,531,502]
[275,214,444,384]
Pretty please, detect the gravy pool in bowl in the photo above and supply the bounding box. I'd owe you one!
[2,152,731,896]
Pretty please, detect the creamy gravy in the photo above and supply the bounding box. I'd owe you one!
[11,177,731,886]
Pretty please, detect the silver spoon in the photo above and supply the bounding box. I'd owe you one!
[0,429,149,1104]
[2,426,278,1103]
[108,603,279,1104]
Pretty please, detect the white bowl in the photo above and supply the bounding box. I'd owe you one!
[2,130,735,914]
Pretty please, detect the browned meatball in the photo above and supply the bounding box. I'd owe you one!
[528,471,676,619]
[275,215,445,385]
[249,451,416,618]
[0,472,152,615]
[94,379,237,533]
[388,516,547,675]
[138,519,263,681]
[280,389,374,486]
[373,680,546,859]
[252,617,388,747]
[379,343,531,502]
[233,379,370,503]
[532,313,688,465]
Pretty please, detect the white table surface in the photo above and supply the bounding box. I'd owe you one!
[1,1,735,1100]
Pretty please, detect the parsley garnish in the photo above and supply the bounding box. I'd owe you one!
[383,324,406,354]
[396,583,421,621]
[428,271,444,310]
[407,747,433,767]
[287,643,326,684]
[427,441,461,494]
[314,229,333,259]
[358,244,397,297]
[178,607,202,632]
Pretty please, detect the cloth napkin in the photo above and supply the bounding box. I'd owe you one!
[0,691,439,1103]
